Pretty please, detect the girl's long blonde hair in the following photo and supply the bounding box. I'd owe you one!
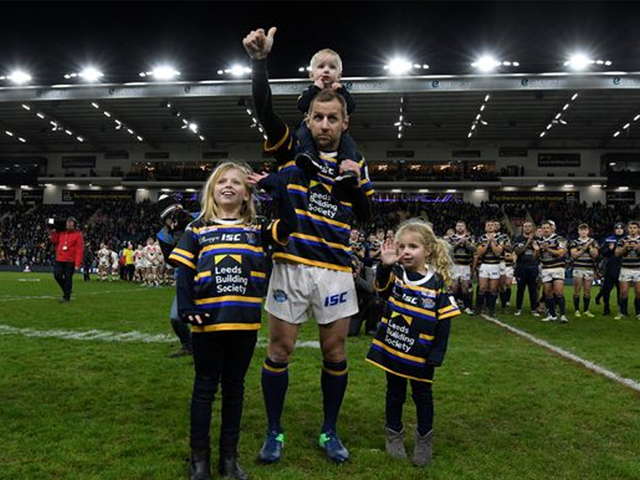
[395,219,454,286]
[198,161,257,224]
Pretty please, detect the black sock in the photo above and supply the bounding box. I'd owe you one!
[584,296,591,312]
[573,296,580,311]
[487,293,497,314]
[556,295,566,315]
[620,298,629,315]
[475,291,486,313]
[321,360,348,433]
[545,297,556,317]
[261,358,289,432]
[635,298,640,316]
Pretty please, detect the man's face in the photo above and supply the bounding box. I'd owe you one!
[578,227,589,238]
[66,219,75,230]
[455,222,466,235]
[615,226,625,236]
[629,224,639,237]
[542,224,552,237]
[523,222,533,235]
[306,98,348,151]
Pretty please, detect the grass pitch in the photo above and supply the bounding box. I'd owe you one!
[0,272,639,480]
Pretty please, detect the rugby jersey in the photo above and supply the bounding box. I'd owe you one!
[366,264,460,383]
[538,234,567,269]
[170,218,284,333]
[252,58,374,273]
[570,237,598,270]
[264,128,373,274]
[616,235,640,269]
[476,233,506,265]
[447,234,475,266]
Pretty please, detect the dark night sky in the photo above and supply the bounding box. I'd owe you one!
[1,1,639,84]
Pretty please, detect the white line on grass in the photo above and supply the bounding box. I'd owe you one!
[480,314,640,394]
[0,289,147,302]
[0,324,321,348]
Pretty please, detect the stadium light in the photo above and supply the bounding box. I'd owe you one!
[217,64,251,77]
[472,56,500,73]
[2,70,32,84]
[384,58,428,75]
[564,53,612,71]
[64,67,104,82]
[139,65,181,80]
[618,186,630,191]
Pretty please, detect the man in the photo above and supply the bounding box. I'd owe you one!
[614,220,640,319]
[493,220,513,312]
[49,217,84,302]
[474,219,505,318]
[536,220,568,323]
[244,26,373,464]
[570,223,598,318]
[513,221,540,316]
[595,222,625,315]
[447,220,475,314]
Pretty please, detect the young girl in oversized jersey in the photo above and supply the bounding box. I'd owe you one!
[366,219,460,467]
[170,161,296,480]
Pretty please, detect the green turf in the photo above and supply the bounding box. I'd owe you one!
[0,272,639,480]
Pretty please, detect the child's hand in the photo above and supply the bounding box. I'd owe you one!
[243,27,277,60]
[247,171,270,187]
[331,82,343,90]
[181,311,211,325]
[380,238,399,266]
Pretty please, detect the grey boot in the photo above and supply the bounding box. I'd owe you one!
[413,429,433,467]
[385,427,407,459]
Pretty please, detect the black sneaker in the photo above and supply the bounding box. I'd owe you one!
[295,152,324,177]
[169,346,192,358]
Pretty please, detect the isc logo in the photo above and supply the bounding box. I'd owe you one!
[324,292,348,307]
[221,234,241,242]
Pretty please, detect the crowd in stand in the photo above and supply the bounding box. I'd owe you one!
[1,198,638,268]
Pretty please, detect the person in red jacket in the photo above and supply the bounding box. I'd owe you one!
[49,217,84,302]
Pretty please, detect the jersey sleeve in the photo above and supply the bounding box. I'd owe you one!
[169,224,199,270]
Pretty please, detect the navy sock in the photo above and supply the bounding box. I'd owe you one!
[635,298,640,316]
[584,296,591,312]
[556,295,566,315]
[475,291,485,313]
[321,360,348,433]
[573,296,580,311]
[261,358,289,432]
[620,298,629,315]
[545,297,556,317]
[486,293,497,314]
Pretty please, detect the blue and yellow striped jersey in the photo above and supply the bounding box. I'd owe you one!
[616,235,640,269]
[538,234,567,269]
[477,233,508,265]
[570,237,597,270]
[366,264,460,383]
[265,128,374,272]
[169,218,283,333]
[447,234,475,266]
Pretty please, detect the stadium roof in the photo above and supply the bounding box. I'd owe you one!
[2,72,640,153]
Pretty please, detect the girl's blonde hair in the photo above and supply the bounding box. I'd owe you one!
[198,161,256,224]
[395,219,454,286]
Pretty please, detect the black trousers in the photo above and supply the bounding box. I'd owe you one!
[53,261,75,300]
[516,265,539,311]
[170,296,192,350]
[190,330,257,457]
[385,371,434,436]
[599,273,620,310]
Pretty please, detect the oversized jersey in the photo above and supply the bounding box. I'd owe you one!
[616,235,640,269]
[476,233,507,265]
[570,237,597,270]
[447,234,475,266]
[538,234,567,269]
[266,127,374,272]
[366,264,460,383]
[170,218,283,333]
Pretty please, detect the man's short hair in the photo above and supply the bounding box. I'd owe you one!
[578,223,589,230]
[629,220,640,228]
[308,88,348,119]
